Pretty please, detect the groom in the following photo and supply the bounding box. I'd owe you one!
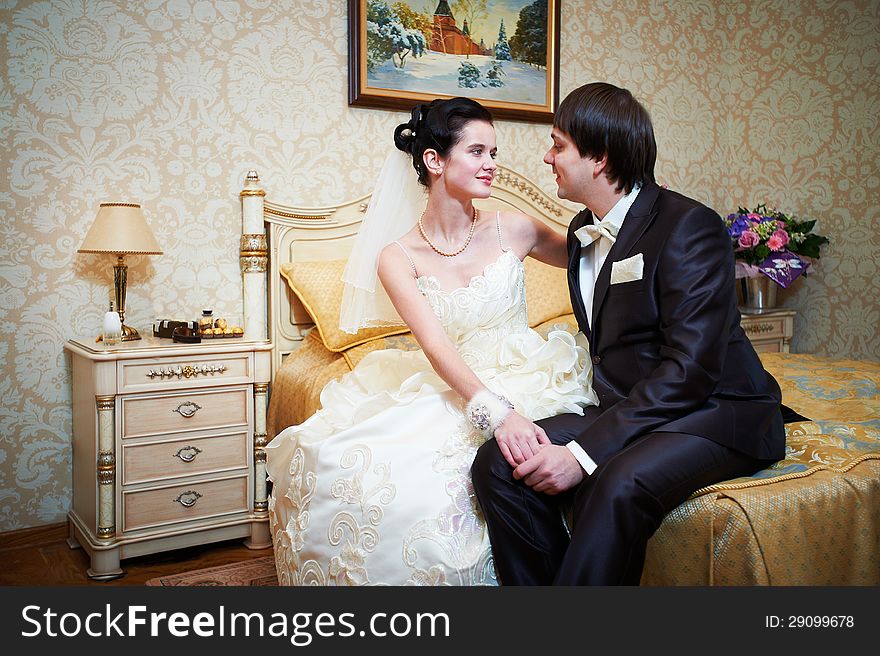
[471,82,786,585]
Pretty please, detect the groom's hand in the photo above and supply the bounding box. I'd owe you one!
[513,445,584,494]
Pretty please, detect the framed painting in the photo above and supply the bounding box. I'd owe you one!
[349,0,560,124]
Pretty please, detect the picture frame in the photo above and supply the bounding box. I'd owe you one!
[348,0,560,124]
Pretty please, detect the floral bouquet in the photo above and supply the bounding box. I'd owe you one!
[723,204,830,288]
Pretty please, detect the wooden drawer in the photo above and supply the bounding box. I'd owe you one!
[741,315,787,341]
[122,475,249,532]
[120,386,250,439]
[118,352,254,394]
[121,431,249,485]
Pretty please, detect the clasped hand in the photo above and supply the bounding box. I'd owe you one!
[493,411,549,467]
[493,413,585,495]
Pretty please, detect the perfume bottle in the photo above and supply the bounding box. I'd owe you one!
[103,300,122,346]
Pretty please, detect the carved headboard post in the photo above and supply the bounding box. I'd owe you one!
[240,170,268,341]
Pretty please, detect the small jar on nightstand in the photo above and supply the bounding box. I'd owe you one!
[198,309,214,332]
[102,300,122,346]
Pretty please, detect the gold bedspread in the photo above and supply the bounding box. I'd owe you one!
[643,352,880,585]
[267,318,880,586]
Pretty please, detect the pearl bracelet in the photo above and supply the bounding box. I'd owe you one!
[466,390,515,437]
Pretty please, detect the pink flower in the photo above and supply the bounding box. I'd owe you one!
[767,229,789,251]
[738,230,760,248]
[746,213,762,222]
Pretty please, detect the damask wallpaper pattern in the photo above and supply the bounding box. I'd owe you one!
[0,0,877,529]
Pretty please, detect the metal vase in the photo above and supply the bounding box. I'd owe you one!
[740,275,777,312]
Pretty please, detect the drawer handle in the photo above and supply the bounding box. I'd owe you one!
[174,445,203,462]
[745,322,774,335]
[173,401,202,418]
[173,490,203,508]
[147,364,227,379]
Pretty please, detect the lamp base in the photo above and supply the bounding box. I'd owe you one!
[120,324,141,341]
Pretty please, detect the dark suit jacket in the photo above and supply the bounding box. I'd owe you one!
[567,182,785,461]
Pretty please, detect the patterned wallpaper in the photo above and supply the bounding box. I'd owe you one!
[1,0,877,530]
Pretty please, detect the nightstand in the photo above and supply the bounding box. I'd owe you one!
[739,308,796,352]
[65,336,273,580]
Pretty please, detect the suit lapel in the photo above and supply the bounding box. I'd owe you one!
[590,183,661,339]
[567,209,592,340]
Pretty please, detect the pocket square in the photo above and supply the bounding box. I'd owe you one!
[610,253,644,284]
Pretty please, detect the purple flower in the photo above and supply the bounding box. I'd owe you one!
[728,203,829,268]
[727,214,751,238]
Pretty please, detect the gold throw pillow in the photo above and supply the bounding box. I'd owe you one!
[280,260,409,352]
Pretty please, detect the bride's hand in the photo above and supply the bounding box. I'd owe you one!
[493,412,550,468]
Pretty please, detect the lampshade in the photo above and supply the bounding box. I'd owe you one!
[78,202,163,255]
[78,202,162,343]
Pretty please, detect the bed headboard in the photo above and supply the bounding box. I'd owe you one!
[239,166,573,378]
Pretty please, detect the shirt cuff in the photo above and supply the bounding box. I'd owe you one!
[566,441,598,476]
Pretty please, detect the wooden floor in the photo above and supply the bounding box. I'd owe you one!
[0,522,273,586]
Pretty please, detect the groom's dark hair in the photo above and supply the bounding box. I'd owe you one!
[555,82,656,195]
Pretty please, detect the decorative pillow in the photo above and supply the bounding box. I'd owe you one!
[281,256,573,352]
[523,257,573,327]
[280,260,409,352]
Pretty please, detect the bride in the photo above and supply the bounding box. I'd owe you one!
[265,97,598,586]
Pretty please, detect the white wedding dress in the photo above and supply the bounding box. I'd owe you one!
[266,247,597,586]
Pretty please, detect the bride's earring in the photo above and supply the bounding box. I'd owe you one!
[424,149,443,177]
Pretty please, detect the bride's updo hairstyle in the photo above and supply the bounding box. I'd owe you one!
[394,97,493,187]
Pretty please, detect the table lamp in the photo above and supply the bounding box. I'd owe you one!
[78,202,163,341]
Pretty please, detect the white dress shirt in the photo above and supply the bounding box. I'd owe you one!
[566,185,641,476]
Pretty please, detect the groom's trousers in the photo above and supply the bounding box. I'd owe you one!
[471,408,776,585]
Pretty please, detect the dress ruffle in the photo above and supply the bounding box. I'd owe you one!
[483,328,598,421]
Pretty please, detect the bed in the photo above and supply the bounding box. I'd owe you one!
[241,167,880,586]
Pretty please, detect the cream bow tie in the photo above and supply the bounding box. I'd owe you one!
[574,219,619,247]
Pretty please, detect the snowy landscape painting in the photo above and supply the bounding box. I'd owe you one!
[349,0,559,123]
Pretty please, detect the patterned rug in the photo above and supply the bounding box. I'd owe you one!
[145,556,278,586]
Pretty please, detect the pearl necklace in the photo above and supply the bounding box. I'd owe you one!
[418,207,478,257]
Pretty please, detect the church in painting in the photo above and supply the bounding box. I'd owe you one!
[430,0,492,56]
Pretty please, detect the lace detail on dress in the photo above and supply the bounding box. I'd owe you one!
[270,445,315,586]
[417,250,529,370]
[272,444,395,586]
[401,399,497,585]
